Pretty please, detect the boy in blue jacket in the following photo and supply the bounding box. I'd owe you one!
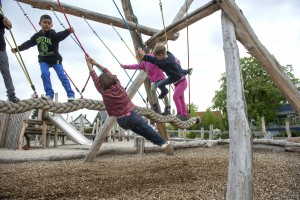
[138,43,192,99]
[12,14,75,102]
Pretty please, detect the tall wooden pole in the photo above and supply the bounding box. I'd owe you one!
[221,11,253,200]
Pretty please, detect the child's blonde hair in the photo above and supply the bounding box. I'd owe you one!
[153,43,167,56]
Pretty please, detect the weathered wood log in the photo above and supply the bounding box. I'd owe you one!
[253,139,286,147]
[285,142,300,152]
[216,0,300,115]
[134,136,145,154]
[84,117,116,162]
[221,11,253,200]
[287,137,300,143]
[146,1,220,48]
[17,0,178,40]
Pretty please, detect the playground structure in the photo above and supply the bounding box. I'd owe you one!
[1,1,300,200]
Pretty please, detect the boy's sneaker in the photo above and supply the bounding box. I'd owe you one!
[8,97,20,103]
[188,68,193,75]
[67,97,75,102]
[158,88,168,99]
[41,94,53,101]
[161,141,174,155]
[153,103,159,113]
[161,106,171,115]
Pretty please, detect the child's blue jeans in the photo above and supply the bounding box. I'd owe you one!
[117,110,165,146]
[39,62,75,99]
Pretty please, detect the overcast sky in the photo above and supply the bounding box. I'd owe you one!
[2,0,300,122]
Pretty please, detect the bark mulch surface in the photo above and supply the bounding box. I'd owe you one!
[0,146,299,200]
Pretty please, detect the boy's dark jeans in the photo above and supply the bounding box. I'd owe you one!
[117,110,165,146]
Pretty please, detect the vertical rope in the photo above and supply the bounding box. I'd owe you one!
[186,1,191,114]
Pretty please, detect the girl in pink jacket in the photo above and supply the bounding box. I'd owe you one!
[121,54,171,115]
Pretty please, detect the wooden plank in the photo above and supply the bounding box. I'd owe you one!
[16,0,178,40]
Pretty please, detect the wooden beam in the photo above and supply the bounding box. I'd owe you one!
[16,0,178,40]
[221,11,253,200]
[146,1,220,48]
[216,0,300,114]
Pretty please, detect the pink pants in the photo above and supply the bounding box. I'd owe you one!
[173,78,187,116]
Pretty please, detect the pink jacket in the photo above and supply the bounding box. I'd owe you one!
[123,54,165,83]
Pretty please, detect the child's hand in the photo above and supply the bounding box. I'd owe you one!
[11,48,18,53]
[137,48,145,57]
[69,27,74,33]
[85,54,97,65]
[3,18,12,29]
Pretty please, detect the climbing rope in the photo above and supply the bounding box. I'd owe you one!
[50,6,82,51]
[111,0,152,105]
[15,2,89,99]
[81,14,147,104]
[0,6,38,97]
[110,22,137,62]
[185,1,191,114]
[158,0,169,50]
[16,1,38,32]
[49,6,91,98]
[0,99,199,129]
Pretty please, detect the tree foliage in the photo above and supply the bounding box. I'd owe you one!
[201,109,225,130]
[212,57,299,124]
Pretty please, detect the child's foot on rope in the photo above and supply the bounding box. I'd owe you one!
[67,97,75,102]
[158,88,168,99]
[8,96,20,103]
[152,103,159,113]
[41,94,53,101]
[161,106,171,115]
[161,141,174,155]
[188,68,193,75]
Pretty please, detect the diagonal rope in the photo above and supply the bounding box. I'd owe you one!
[111,0,151,105]
[16,1,38,32]
[81,14,147,104]
[15,2,87,99]
[159,0,169,51]
[50,6,90,98]
[0,6,38,96]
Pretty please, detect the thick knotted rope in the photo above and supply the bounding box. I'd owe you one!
[0,98,200,129]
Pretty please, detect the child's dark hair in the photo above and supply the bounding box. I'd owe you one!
[153,43,167,56]
[40,14,52,22]
[98,72,118,90]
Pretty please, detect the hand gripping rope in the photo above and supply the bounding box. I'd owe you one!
[0,5,38,98]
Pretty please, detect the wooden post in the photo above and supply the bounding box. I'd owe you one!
[92,122,96,135]
[41,121,47,148]
[201,127,204,140]
[54,126,58,147]
[209,124,213,140]
[84,117,116,162]
[135,136,145,154]
[221,11,253,200]
[261,117,266,138]
[286,122,291,138]
[18,121,27,150]
[0,114,8,147]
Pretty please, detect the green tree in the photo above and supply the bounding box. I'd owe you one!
[212,57,299,125]
[201,109,224,130]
